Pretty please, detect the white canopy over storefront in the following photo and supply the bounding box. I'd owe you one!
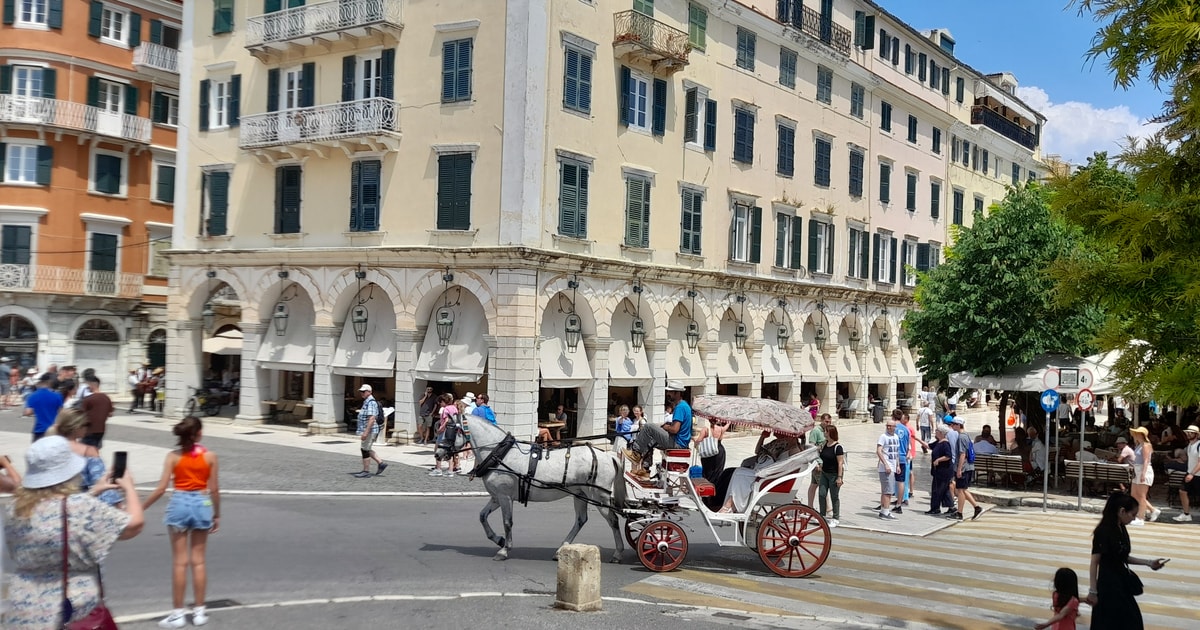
[897,344,921,381]
[538,336,592,388]
[331,294,396,378]
[949,352,1118,394]
[716,341,754,384]
[257,297,315,372]
[797,344,830,381]
[865,345,891,384]
[666,338,706,386]
[832,345,862,380]
[608,337,652,386]
[760,342,795,384]
[202,329,243,356]
[413,302,488,383]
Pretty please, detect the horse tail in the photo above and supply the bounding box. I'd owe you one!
[611,451,627,510]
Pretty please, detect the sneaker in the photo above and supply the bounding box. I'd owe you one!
[158,611,187,629]
[352,471,371,478]
[878,511,897,520]
[1149,507,1162,522]
[1172,513,1193,523]
[873,505,883,510]
[429,469,444,477]
[924,509,942,516]
[893,506,903,514]
[376,462,389,476]
[972,506,983,521]
[945,511,962,520]
[827,518,839,528]
[902,500,909,506]
[1129,518,1145,527]
[191,607,208,626]
[452,468,463,475]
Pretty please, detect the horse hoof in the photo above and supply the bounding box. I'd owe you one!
[493,550,509,561]
[609,555,621,564]
[496,537,505,548]
[552,554,559,562]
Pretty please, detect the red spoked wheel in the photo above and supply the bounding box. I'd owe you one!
[636,519,689,572]
[756,503,831,578]
[624,517,650,548]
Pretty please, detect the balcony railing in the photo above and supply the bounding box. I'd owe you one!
[133,42,179,74]
[612,10,690,70]
[776,0,852,57]
[239,97,401,149]
[971,105,1038,150]
[0,95,151,143]
[0,264,141,299]
[245,0,403,49]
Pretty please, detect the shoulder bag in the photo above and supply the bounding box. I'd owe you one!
[61,498,119,630]
[697,435,720,459]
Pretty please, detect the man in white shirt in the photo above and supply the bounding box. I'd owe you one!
[1173,425,1200,522]
[1028,426,1047,472]
[875,420,900,521]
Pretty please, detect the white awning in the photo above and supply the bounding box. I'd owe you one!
[897,345,922,381]
[832,345,861,380]
[716,342,754,385]
[760,343,795,384]
[257,309,314,372]
[608,337,652,386]
[331,298,396,378]
[539,336,592,388]
[202,329,242,356]
[413,304,488,383]
[797,344,829,381]
[865,345,891,384]
[666,338,707,386]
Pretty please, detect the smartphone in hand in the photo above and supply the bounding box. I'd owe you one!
[110,451,128,482]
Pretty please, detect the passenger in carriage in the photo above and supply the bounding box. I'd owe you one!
[623,381,692,479]
[716,430,804,514]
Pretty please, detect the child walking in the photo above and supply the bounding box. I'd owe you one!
[1034,567,1080,630]
[143,416,221,627]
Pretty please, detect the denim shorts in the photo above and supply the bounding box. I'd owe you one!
[164,490,214,531]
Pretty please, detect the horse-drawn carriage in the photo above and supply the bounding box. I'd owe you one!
[453,395,832,578]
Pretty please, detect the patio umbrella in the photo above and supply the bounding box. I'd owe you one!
[691,395,816,437]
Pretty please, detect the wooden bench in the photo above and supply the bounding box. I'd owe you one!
[1064,460,1134,496]
[975,454,1026,488]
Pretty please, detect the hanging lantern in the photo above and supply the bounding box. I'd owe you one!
[848,327,861,352]
[815,324,827,351]
[565,313,582,352]
[686,320,700,353]
[272,302,289,336]
[734,321,748,351]
[879,328,891,351]
[630,316,645,352]
[435,306,454,347]
[202,302,215,333]
[777,323,790,349]
[351,304,369,342]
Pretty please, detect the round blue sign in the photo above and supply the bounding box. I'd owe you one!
[1040,389,1060,413]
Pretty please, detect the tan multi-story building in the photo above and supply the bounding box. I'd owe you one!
[169,0,1044,437]
[0,0,180,384]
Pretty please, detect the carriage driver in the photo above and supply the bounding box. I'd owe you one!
[623,381,693,478]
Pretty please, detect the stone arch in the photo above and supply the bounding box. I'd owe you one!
[656,286,712,334]
[610,295,654,346]
[539,274,599,337]
[67,313,125,343]
[249,268,325,325]
[0,305,48,340]
[409,269,496,330]
[181,268,249,318]
[328,267,407,327]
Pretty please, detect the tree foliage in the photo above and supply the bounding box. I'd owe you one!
[904,185,1102,385]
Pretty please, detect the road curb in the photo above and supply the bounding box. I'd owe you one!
[129,488,491,498]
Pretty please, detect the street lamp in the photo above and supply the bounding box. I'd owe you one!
[273,270,290,336]
[686,288,700,353]
[630,283,645,352]
[564,278,582,353]
[734,295,748,352]
[436,271,455,346]
[879,305,890,350]
[202,269,217,333]
[814,301,827,351]
[777,323,790,349]
[351,268,369,342]
[848,304,861,352]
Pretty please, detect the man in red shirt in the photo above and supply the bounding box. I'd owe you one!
[80,374,114,449]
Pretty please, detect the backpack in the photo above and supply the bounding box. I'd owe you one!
[965,436,976,464]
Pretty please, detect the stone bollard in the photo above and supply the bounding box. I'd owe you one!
[554,543,602,612]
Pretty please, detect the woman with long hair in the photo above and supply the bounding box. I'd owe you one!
[817,425,845,527]
[3,436,143,627]
[1086,492,1168,629]
[1128,427,1158,524]
[143,416,221,628]
[50,409,122,506]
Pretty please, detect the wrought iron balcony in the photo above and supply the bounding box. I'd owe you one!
[776,0,852,57]
[0,95,151,143]
[612,10,690,72]
[133,42,179,75]
[970,105,1038,150]
[0,264,142,299]
[245,0,403,60]
[239,97,402,154]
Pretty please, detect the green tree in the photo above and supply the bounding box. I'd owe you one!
[904,185,1102,387]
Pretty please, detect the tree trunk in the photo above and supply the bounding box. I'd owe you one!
[998,391,1010,450]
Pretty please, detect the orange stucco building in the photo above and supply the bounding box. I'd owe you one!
[0,0,180,387]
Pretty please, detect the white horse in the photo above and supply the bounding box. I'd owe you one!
[456,417,627,563]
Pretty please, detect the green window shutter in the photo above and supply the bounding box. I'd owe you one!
[359,161,381,231]
[558,162,578,237]
[40,68,55,100]
[879,163,890,203]
[564,48,591,113]
[380,48,395,100]
[859,231,869,278]
[877,28,887,59]
[3,0,14,25]
[452,153,471,229]
[299,62,315,108]
[442,41,456,101]
[349,160,362,231]
[158,165,175,203]
[0,143,8,179]
[863,14,875,49]
[129,12,141,46]
[942,68,951,94]
[916,243,930,272]
[790,215,803,270]
[436,154,471,230]
[229,75,240,126]
[207,171,230,236]
[149,18,162,44]
[651,78,666,136]
[342,55,356,102]
[814,138,830,187]
[266,69,279,112]
[618,66,631,126]
[734,109,754,164]
[848,150,863,197]
[683,89,697,143]
[900,241,909,285]
[625,178,648,248]
[825,224,835,274]
[265,0,282,12]
[48,0,62,28]
[576,164,589,238]
[749,206,762,264]
[455,39,473,100]
[437,155,454,228]
[88,0,103,37]
[888,236,898,284]
[0,66,11,94]
[807,218,819,273]
[90,233,118,272]
[776,124,794,176]
[2,225,31,265]
[213,0,234,35]
[86,77,100,108]
[872,233,880,281]
[35,145,52,185]
[275,166,302,234]
[151,92,166,123]
[124,85,138,116]
[956,77,965,103]
[198,80,210,131]
[703,99,717,151]
[774,214,787,268]
[918,53,927,81]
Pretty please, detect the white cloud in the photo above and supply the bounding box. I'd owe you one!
[1016,86,1163,164]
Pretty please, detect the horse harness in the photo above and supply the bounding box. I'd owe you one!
[471,434,605,507]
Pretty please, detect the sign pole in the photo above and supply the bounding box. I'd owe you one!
[1076,389,1095,510]
[1039,389,1060,513]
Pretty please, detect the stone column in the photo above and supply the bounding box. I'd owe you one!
[492,335,538,439]
[643,339,667,415]
[582,336,611,438]
[699,340,719,398]
[308,325,340,434]
[392,329,423,437]
[822,343,839,421]
[235,322,267,424]
[167,319,204,420]
[786,346,803,406]
[744,341,763,398]
[857,346,870,421]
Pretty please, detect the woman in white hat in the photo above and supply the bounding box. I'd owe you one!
[1128,426,1158,525]
[3,436,144,628]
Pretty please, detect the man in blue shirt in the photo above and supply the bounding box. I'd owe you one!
[624,381,692,476]
[24,374,63,441]
[471,393,496,424]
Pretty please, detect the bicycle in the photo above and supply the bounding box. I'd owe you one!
[187,386,222,417]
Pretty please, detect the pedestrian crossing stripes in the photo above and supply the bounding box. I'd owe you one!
[622,509,1197,629]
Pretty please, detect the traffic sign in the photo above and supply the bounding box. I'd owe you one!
[1077,388,1095,412]
[1040,389,1060,413]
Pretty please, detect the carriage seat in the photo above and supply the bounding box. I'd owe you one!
[663,448,693,473]
[753,447,820,496]
[691,477,716,497]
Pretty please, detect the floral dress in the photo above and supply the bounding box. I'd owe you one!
[3,494,130,629]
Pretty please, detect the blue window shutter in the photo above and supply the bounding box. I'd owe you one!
[229,74,241,126]
[342,55,356,102]
[564,48,579,109]
[807,219,819,273]
[48,0,62,28]
[88,1,102,37]
[790,215,803,270]
[129,12,141,46]
[703,99,717,151]
[749,206,762,264]
[266,69,279,112]
[360,160,381,231]
[300,62,315,108]
[381,48,395,100]
[149,18,162,43]
[36,145,53,186]
[651,78,666,136]
[577,52,592,112]
[442,41,456,102]
[619,66,631,126]
[199,80,210,131]
[456,39,473,100]
[349,160,362,231]
[208,171,230,236]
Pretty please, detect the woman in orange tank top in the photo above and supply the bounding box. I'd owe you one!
[143,416,221,628]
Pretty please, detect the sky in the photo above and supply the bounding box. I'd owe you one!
[879,0,1165,164]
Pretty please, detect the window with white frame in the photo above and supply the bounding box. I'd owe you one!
[100,4,129,46]
[11,66,44,100]
[152,160,175,204]
[808,219,834,275]
[847,225,869,280]
[774,210,802,270]
[625,70,650,132]
[210,78,231,130]
[682,84,713,149]
[729,200,754,262]
[876,232,893,283]
[90,148,126,196]
[3,144,39,184]
[96,79,123,114]
[902,238,917,286]
[680,186,703,255]
[17,0,48,26]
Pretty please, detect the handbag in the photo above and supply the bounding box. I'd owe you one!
[1124,567,1144,596]
[697,436,720,459]
[61,498,119,630]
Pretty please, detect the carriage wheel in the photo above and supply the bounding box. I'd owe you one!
[756,504,831,578]
[624,517,650,548]
[636,520,688,572]
[743,504,772,551]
